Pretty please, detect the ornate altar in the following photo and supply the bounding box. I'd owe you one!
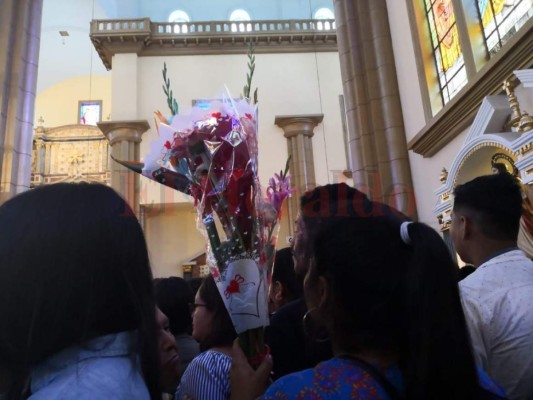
[31,124,110,186]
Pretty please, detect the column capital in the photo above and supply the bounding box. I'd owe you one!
[98,120,150,145]
[274,114,324,138]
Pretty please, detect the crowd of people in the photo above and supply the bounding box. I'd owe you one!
[0,171,531,399]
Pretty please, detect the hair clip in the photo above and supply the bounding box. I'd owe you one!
[400,221,413,245]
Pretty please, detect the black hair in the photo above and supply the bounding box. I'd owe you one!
[197,276,237,351]
[458,265,476,281]
[271,247,302,301]
[453,173,522,241]
[187,277,205,297]
[154,277,194,335]
[491,162,508,174]
[295,183,408,273]
[0,183,160,399]
[301,183,487,400]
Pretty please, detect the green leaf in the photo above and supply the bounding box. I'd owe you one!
[162,62,179,116]
[242,41,257,101]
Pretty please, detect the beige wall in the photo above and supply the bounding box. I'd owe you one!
[128,52,346,205]
[144,203,205,278]
[35,75,112,127]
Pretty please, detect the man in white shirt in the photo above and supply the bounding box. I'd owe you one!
[451,172,533,400]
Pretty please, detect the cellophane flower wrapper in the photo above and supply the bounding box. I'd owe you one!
[142,96,271,347]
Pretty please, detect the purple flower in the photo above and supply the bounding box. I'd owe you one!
[266,173,294,216]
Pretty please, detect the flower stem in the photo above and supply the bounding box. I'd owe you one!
[238,327,266,369]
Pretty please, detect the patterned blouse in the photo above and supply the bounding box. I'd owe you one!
[261,357,505,399]
[175,350,232,400]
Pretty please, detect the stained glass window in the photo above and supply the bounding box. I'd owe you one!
[78,101,101,126]
[477,0,533,54]
[424,0,468,105]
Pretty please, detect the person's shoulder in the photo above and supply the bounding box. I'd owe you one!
[463,251,533,292]
[270,298,306,324]
[262,365,316,398]
[262,358,393,399]
[30,356,149,399]
[78,356,149,399]
[187,350,232,374]
[484,249,533,271]
[199,349,232,363]
[177,351,231,400]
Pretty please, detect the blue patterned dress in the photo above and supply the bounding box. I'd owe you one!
[261,357,505,399]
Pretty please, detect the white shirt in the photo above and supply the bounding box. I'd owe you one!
[30,331,150,400]
[460,249,533,400]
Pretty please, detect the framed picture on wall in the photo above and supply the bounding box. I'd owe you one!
[78,100,102,126]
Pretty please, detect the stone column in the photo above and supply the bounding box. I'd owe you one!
[333,0,416,217]
[0,0,43,204]
[275,114,323,232]
[98,120,150,214]
[34,134,45,186]
[44,142,52,176]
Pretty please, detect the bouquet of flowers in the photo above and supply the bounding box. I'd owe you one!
[115,58,291,366]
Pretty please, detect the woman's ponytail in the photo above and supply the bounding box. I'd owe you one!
[402,222,482,400]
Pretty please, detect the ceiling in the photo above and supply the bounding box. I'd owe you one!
[37,0,334,94]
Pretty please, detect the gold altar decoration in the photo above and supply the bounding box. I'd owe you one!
[31,124,110,187]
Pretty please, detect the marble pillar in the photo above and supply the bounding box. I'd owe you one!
[333,0,416,216]
[98,120,150,214]
[0,0,43,204]
[275,114,323,232]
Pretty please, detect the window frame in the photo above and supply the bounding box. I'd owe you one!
[78,100,102,126]
[406,0,533,156]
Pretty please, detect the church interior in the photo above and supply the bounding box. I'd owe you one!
[1,0,532,278]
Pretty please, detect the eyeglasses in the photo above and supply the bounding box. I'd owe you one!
[188,303,207,313]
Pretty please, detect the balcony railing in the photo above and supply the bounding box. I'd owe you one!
[90,18,337,69]
[91,18,336,35]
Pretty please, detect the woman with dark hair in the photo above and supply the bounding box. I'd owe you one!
[154,277,200,378]
[264,246,331,380]
[267,247,302,314]
[176,275,237,400]
[230,183,505,400]
[0,183,160,400]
